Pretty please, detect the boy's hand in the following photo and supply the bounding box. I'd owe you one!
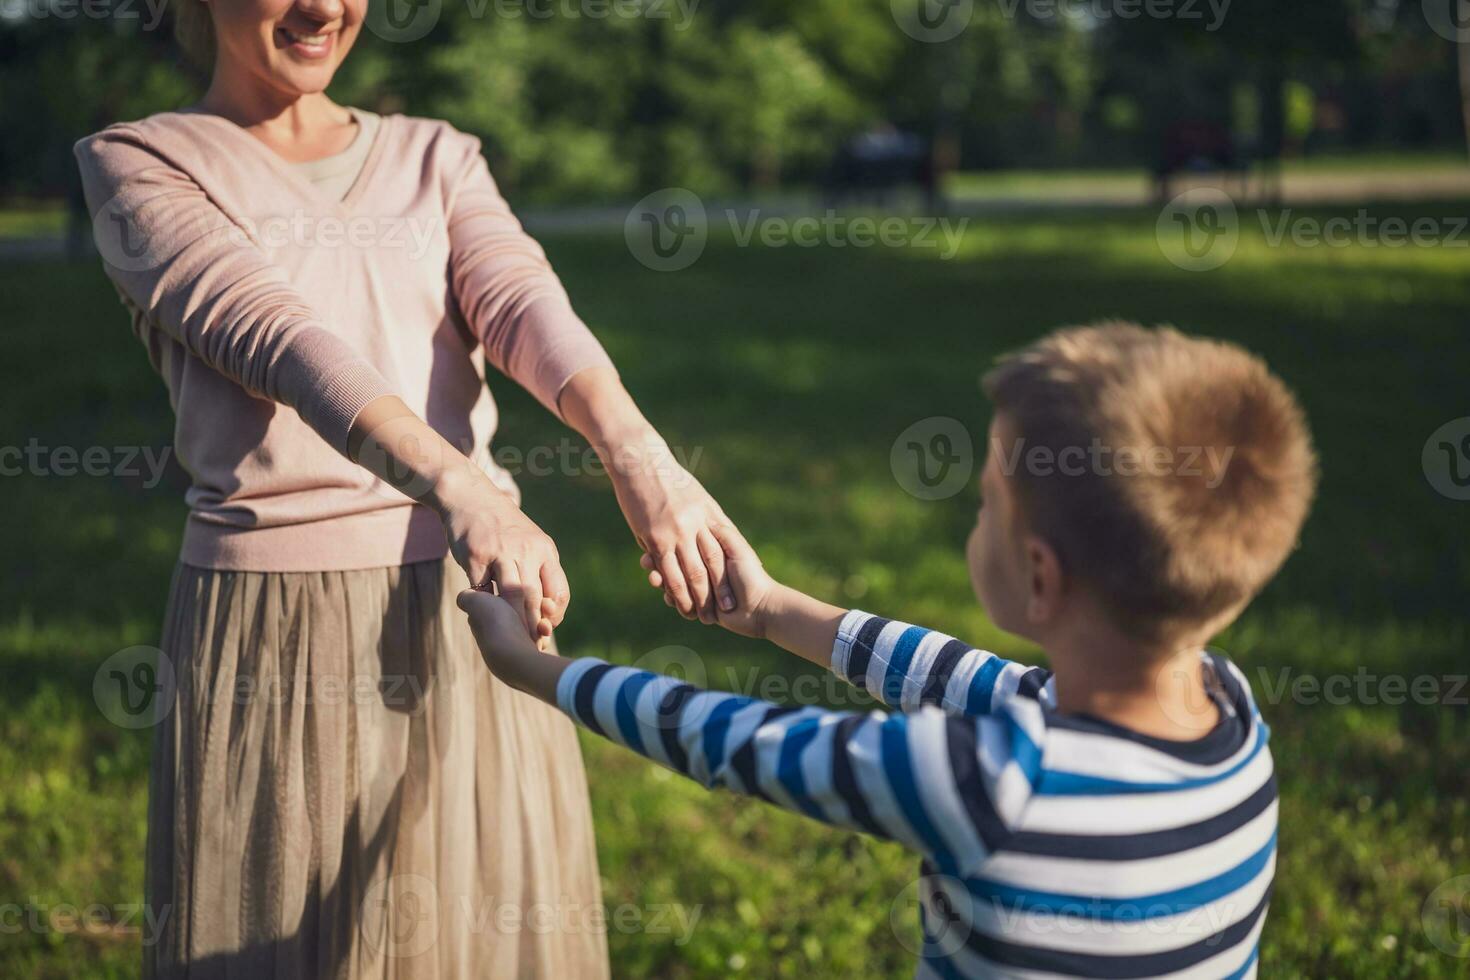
[642,524,778,639]
[457,589,568,703]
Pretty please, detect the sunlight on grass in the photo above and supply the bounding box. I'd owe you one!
[2,199,1468,977]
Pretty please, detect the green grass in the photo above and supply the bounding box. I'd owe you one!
[0,201,65,239]
[2,200,1469,977]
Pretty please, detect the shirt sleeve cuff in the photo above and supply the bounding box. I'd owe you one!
[278,328,399,455]
[830,608,872,678]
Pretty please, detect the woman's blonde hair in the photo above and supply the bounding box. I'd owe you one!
[173,0,216,68]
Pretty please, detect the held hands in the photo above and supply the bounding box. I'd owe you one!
[457,589,566,703]
[349,395,569,645]
[641,523,779,639]
[433,467,568,646]
[608,433,745,623]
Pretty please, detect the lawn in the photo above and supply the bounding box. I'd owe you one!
[1,198,1468,978]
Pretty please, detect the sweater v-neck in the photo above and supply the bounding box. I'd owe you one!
[178,107,390,215]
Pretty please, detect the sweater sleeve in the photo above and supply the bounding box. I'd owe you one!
[73,127,397,454]
[443,132,615,420]
[831,610,1052,717]
[554,657,1043,874]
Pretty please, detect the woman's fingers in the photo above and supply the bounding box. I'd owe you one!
[521,572,545,643]
[490,558,535,638]
[656,550,694,617]
[539,560,571,628]
[640,552,668,589]
[467,555,492,592]
[695,526,732,613]
[676,541,712,618]
[709,522,757,564]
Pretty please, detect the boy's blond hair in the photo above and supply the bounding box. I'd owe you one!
[982,321,1317,641]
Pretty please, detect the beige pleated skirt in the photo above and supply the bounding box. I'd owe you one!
[145,556,609,980]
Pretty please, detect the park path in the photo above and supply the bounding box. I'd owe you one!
[4,165,1467,260]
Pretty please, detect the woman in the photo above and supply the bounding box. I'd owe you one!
[74,0,743,975]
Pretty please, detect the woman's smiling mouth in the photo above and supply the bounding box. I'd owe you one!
[276,27,336,59]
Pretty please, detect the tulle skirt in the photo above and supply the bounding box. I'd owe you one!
[144,556,609,980]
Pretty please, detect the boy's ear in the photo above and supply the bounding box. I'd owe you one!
[1022,535,1066,626]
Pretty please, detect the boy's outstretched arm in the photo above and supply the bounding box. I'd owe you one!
[457,588,1041,873]
[645,526,1050,717]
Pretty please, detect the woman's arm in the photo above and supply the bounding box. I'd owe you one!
[350,395,567,640]
[74,127,394,456]
[558,366,741,621]
[76,129,566,641]
[441,131,745,621]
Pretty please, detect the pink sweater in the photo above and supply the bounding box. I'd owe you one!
[74,111,614,571]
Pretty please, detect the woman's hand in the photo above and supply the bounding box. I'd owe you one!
[558,367,751,624]
[608,434,745,623]
[642,524,776,638]
[349,395,570,643]
[433,467,569,644]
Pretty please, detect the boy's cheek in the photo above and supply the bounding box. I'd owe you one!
[966,525,991,608]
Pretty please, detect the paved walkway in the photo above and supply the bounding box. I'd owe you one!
[6,166,1467,260]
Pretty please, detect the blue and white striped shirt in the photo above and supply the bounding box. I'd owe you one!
[555,610,1274,978]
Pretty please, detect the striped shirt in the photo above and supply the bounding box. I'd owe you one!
[556,610,1275,978]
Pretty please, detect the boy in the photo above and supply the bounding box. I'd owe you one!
[458,322,1316,978]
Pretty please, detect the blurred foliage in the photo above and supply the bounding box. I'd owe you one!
[0,0,1466,204]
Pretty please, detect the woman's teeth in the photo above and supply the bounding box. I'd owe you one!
[283,29,331,49]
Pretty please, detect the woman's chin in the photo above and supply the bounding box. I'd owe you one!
[264,53,345,96]
[267,68,337,99]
